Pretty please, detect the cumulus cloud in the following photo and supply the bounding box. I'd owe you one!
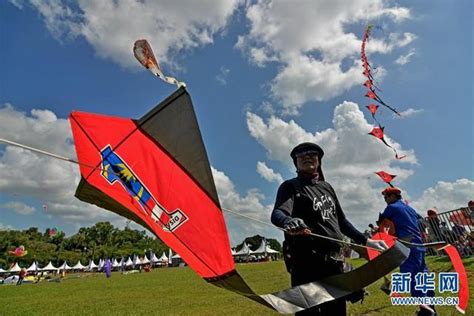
[395,48,416,65]
[412,179,474,214]
[12,0,242,69]
[0,104,125,226]
[256,161,283,183]
[397,107,424,118]
[247,100,418,229]
[211,167,282,245]
[1,201,35,215]
[237,0,414,113]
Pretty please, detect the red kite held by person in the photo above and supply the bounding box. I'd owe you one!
[69,84,410,314]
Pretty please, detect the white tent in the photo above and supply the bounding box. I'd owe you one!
[87,260,98,270]
[171,253,181,259]
[98,259,104,270]
[253,240,279,254]
[41,261,58,271]
[141,255,150,264]
[133,255,142,266]
[112,259,120,268]
[231,248,237,255]
[71,261,85,270]
[8,263,21,273]
[252,241,267,255]
[265,245,279,254]
[234,243,253,256]
[0,267,6,274]
[157,252,168,263]
[125,257,133,267]
[59,261,73,271]
[26,261,38,272]
[150,253,160,263]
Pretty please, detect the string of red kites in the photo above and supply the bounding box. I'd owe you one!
[361,25,406,187]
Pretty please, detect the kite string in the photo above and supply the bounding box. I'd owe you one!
[222,208,382,252]
[0,137,381,253]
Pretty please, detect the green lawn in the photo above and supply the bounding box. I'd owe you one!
[1,257,472,315]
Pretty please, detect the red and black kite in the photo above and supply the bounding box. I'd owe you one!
[70,87,409,313]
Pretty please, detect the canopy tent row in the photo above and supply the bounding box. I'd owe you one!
[1,244,277,275]
[232,241,279,257]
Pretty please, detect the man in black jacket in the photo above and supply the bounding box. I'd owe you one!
[271,142,387,315]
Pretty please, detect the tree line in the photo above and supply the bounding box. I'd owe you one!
[0,222,281,268]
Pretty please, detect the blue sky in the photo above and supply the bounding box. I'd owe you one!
[0,0,472,245]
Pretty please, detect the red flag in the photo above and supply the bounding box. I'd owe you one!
[375,171,396,184]
[369,126,384,139]
[365,90,377,100]
[366,103,379,115]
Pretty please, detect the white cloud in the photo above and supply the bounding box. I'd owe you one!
[215,66,230,85]
[237,0,413,113]
[258,101,275,116]
[1,201,35,215]
[256,161,283,183]
[211,167,282,245]
[246,100,418,229]
[395,48,416,65]
[0,222,15,231]
[412,179,474,215]
[270,56,363,115]
[397,107,424,118]
[0,104,126,226]
[15,0,242,69]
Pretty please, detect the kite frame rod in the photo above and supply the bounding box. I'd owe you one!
[0,137,85,167]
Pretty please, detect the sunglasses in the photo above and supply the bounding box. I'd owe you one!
[295,150,319,158]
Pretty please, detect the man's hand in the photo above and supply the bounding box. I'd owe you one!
[284,218,310,235]
[366,238,389,252]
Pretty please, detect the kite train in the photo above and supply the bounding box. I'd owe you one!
[361,25,406,180]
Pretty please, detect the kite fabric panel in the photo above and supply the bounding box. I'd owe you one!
[70,87,233,278]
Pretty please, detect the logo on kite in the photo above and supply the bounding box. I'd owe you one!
[100,145,188,232]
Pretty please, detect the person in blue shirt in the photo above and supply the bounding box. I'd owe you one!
[379,187,436,316]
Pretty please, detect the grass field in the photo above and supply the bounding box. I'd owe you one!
[1,256,472,315]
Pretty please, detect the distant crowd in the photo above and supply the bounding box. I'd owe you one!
[364,200,474,257]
